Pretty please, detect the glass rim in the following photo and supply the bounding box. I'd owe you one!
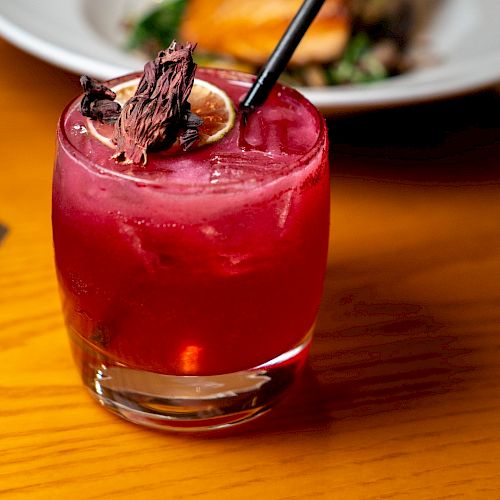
[57,67,327,194]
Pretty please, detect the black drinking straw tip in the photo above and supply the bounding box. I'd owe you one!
[239,0,326,115]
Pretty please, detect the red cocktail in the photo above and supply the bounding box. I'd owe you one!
[53,67,329,430]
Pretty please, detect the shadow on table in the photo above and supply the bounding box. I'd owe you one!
[221,94,498,438]
[167,92,497,440]
[240,268,474,436]
[244,94,497,435]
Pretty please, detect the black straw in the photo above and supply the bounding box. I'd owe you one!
[240,0,325,115]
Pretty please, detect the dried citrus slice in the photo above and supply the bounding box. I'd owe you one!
[86,78,235,152]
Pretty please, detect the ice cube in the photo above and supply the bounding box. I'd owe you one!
[215,252,255,276]
[116,217,158,273]
[209,152,281,183]
[276,189,294,229]
[200,225,220,238]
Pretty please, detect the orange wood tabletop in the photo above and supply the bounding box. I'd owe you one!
[1,38,500,499]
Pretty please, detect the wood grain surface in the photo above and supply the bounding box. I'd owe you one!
[1,38,500,499]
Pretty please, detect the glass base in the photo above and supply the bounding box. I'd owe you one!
[72,331,312,431]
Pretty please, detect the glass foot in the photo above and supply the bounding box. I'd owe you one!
[72,332,312,431]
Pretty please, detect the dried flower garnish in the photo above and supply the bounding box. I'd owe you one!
[113,41,202,165]
[80,76,122,124]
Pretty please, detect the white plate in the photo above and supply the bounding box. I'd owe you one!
[1,0,500,113]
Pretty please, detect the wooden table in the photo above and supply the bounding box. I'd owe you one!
[1,39,500,498]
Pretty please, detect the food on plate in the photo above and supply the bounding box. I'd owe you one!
[127,0,414,86]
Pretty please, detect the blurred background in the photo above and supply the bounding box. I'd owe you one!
[1,0,500,112]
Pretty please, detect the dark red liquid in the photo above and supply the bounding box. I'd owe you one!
[52,69,329,375]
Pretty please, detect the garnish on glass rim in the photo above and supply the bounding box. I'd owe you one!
[80,75,121,124]
[114,41,201,164]
[81,40,203,165]
[85,77,235,157]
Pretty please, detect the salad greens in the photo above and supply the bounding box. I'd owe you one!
[127,0,187,52]
[327,33,388,85]
[127,0,410,87]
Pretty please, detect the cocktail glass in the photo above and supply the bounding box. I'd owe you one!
[52,68,329,430]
